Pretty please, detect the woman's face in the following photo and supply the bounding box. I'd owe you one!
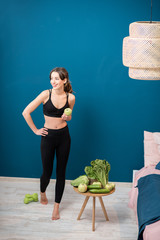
[50,71,66,90]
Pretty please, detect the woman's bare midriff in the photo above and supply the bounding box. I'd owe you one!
[43,115,67,129]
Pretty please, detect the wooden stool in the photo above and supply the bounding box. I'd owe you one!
[73,187,115,231]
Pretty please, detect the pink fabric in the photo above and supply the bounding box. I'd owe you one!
[143,220,160,240]
[144,131,160,167]
[128,165,160,239]
[129,131,160,239]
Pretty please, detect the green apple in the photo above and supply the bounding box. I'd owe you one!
[64,108,72,116]
[78,183,88,193]
[105,183,115,191]
[105,183,112,191]
[109,182,115,189]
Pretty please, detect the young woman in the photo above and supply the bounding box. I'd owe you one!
[22,67,75,220]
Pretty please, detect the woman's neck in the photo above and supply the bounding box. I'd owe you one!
[52,88,65,96]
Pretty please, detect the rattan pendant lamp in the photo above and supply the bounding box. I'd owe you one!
[122,0,160,80]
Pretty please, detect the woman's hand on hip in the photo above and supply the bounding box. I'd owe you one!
[35,128,48,136]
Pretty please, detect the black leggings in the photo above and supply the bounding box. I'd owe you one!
[40,125,71,203]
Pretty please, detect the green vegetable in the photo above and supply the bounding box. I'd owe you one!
[85,159,110,188]
[89,188,111,194]
[105,182,115,191]
[105,161,111,183]
[109,182,115,189]
[70,175,89,187]
[92,181,101,185]
[105,183,113,191]
[78,183,88,192]
[87,185,101,189]
[87,181,102,189]
[84,166,96,180]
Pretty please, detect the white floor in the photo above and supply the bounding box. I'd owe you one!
[0,177,138,240]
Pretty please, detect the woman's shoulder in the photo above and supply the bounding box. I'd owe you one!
[68,92,75,105]
[39,90,50,104]
[38,90,50,102]
[68,92,75,100]
[41,89,50,96]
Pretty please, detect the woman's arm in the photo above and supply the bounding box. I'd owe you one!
[22,90,48,135]
[61,93,75,121]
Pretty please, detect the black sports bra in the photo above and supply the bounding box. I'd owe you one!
[43,89,69,118]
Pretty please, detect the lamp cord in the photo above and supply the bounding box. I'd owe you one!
[150,0,152,23]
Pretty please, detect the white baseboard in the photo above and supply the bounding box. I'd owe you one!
[132,170,139,183]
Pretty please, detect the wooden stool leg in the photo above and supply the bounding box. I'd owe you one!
[98,197,109,221]
[77,196,90,220]
[92,197,96,231]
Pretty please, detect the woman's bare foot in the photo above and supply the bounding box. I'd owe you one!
[52,202,60,220]
[40,192,48,205]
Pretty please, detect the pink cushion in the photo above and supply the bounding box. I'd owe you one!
[144,131,160,167]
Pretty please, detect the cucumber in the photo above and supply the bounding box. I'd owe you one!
[89,188,110,193]
[87,185,101,189]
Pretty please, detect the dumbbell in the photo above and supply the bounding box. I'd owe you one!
[24,193,38,204]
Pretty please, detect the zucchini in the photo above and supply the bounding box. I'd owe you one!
[87,185,101,189]
[89,188,110,193]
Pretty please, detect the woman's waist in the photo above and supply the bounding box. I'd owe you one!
[44,124,68,132]
[43,124,69,137]
[44,116,67,130]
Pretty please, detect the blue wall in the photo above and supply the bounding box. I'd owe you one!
[0,0,160,182]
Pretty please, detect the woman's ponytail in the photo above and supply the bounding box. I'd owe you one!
[64,79,73,93]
